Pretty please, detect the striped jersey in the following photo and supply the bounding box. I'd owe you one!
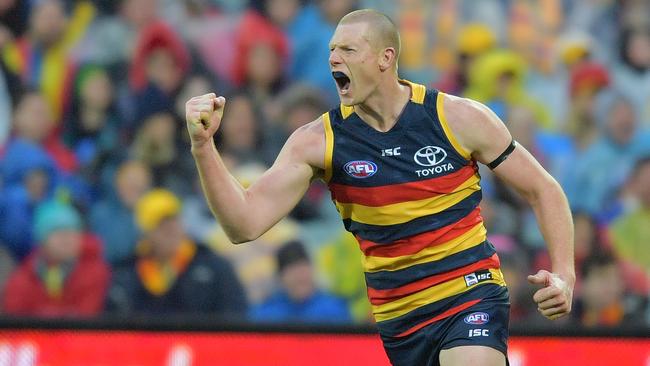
[322,80,507,338]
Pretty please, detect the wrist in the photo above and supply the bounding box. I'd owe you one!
[554,270,576,286]
[191,140,215,156]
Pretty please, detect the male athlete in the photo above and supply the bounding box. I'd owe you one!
[185,9,574,366]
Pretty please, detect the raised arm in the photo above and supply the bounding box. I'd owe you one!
[186,93,325,244]
[441,93,575,320]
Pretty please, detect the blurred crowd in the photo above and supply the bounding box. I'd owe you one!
[0,0,649,330]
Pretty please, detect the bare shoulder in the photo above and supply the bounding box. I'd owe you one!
[440,93,511,162]
[279,116,326,171]
[442,93,503,133]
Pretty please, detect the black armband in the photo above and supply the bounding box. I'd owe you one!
[487,140,517,170]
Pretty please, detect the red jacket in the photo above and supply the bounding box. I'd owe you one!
[231,10,289,86]
[2,234,110,317]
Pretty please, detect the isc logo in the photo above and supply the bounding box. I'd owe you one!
[464,271,492,287]
[468,329,490,337]
[344,160,378,179]
[381,147,401,156]
[464,312,490,325]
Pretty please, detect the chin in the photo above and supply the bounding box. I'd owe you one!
[339,95,356,106]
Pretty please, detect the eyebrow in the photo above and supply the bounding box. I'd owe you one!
[329,42,354,49]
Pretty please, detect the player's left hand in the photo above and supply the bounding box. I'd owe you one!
[527,269,574,320]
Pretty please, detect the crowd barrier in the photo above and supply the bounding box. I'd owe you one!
[0,317,648,365]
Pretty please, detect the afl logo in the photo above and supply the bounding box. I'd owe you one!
[344,160,378,179]
[464,312,490,325]
[414,146,447,167]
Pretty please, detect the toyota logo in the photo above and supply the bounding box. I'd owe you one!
[414,146,447,166]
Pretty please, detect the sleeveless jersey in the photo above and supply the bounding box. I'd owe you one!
[322,80,506,338]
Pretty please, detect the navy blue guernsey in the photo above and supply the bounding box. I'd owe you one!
[321,80,506,338]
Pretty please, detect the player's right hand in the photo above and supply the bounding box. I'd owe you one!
[185,93,226,148]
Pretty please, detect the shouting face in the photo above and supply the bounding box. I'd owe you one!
[328,11,401,106]
[329,22,383,106]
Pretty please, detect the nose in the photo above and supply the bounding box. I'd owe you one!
[329,49,342,68]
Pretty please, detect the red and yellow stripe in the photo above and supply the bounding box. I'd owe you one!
[371,268,505,322]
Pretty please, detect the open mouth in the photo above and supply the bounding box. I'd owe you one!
[332,71,351,94]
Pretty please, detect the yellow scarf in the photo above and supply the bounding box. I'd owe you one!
[43,265,65,298]
[136,239,196,296]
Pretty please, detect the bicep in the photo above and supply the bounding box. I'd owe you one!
[243,128,321,232]
[246,157,314,214]
[444,95,554,195]
[491,144,557,199]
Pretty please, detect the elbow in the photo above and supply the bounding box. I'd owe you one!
[229,237,251,245]
[229,234,254,245]
[524,176,565,206]
[224,225,262,245]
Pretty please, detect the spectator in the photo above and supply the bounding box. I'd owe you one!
[250,0,302,29]
[9,89,77,174]
[215,93,266,165]
[564,62,610,151]
[106,189,247,317]
[573,252,644,327]
[90,160,152,265]
[2,0,95,122]
[557,32,594,71]
[537,30,594,127]
[610,156,650,274]
[251,240,351,324]
[77,0,160,67]
[614,26,650,126]
[63,64,122,193]
[287,0,357,102]
[231,5,288,90]
[130,111,195,197]
[435,23,496,95]
[128,21,190,130]
[267,84,329,154]
[541,62,610,204]
[0,143,55,259]
[464,49,552,129]
[568,95,650,216]
[2,200,110,317]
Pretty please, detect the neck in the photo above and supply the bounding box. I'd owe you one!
[354,77,411,132]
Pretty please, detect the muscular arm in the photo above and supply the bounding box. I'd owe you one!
[442,94,575,318]
[187,94,325,244]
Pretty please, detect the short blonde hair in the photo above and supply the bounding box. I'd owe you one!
[339,9,401,59]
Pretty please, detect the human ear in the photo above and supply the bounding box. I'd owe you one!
[379,47,396,72]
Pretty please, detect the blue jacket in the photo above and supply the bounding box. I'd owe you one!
[251,289,352,324]
[0,139,58,259]
[89,198,139,265]
[567,131,650,216]
[287,5,338,103]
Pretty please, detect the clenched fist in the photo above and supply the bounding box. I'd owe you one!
[527,269,574,320]
[185,93,226,148]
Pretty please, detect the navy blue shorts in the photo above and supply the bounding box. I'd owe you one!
[380,284,510,366]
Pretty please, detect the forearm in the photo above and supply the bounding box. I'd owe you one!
[527,179,575,282]
[191,142,255,243]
